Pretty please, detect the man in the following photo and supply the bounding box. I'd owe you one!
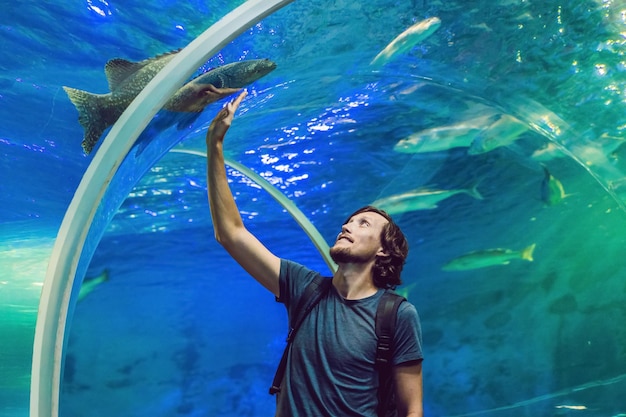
[206,90,423,416]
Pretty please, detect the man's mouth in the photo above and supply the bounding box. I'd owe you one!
[337,234,352,243]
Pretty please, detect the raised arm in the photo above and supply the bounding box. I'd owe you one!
[206,91,281,296]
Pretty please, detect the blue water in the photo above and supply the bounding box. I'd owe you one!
[2,0,626,416]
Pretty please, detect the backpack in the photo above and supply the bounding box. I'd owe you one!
[269,275,406,417]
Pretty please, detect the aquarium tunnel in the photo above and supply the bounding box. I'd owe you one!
[2,0,626,416]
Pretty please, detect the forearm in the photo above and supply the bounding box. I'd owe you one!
[202,91,281,295]
[206,130,245,246]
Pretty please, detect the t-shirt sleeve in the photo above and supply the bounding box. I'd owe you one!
[393,301,424,365]
[277,258,321,317]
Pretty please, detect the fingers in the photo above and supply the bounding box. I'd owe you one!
[212,89,248,127]
[223,90,247,115]
[207,90,248,142]
[233,90,248,106]
[205,84,220,94]
[227,90,247,112]
[204,85,242,95]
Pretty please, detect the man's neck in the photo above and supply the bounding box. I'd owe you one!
[332,262,378,300]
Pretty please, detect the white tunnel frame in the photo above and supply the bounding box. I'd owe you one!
[29,1,306,416]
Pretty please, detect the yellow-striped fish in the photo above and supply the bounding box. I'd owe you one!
[442,244,536,271]
[372,183,483,214]
[541,165,567,206]
[393,114,498,154]
[467,114,528,155]
[78,269,109,301]
[371,17,441,66]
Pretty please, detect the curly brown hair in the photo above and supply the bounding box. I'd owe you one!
[343,206,409,289]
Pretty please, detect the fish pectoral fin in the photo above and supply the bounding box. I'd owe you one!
[176,112,202,130]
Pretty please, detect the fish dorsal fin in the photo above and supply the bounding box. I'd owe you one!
[413,185,439,193]
[104,59,147,91]
[104,49,182,91]
[152,48,182,61]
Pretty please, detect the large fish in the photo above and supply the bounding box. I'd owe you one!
[467,114,528,155]
[64,50,277,154]
[372,183,483,214]
[442,244,536,271]
[371,17,441,66]
[393,114,499,154]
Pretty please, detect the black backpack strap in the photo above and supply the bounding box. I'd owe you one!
[269,275,332,395]
[375,290,406,417]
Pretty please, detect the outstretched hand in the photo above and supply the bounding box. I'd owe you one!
[207,90,248,144]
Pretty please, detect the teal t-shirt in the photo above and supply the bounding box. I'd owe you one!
[275,259,423,417]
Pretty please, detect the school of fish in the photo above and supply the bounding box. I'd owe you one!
[64,18,592,273]
[366,18,590,271]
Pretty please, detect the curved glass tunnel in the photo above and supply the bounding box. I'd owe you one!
[2,0,626,416]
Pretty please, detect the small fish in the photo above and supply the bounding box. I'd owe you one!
[531,138,623,162]
[555,405,587,410]
[531,142,565,161]
[396,281,418,300]
[371,17,441,66]
[393,114,499,154]
[467,114,528,155]
[64,50,276,154]
[541,165,567,206]
[78,269,109,301]
[442,244,536,271]
[372,183,483,214]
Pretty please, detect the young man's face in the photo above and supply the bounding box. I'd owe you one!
[330,210,389,264]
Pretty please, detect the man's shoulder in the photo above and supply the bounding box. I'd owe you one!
[396,296,417,311]
[278,258,325,305]
[381,292,419,325]
[280,258,319,277]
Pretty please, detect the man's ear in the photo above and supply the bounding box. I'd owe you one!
[376,248,389,258]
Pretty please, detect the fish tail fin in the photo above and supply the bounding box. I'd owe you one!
[466,180,484,201]
[63,86,109,155]
[521,243,536,262]
[370,53,386,67]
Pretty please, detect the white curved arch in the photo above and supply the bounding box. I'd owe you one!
[170,148,337,272]
[30,1,294,416]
